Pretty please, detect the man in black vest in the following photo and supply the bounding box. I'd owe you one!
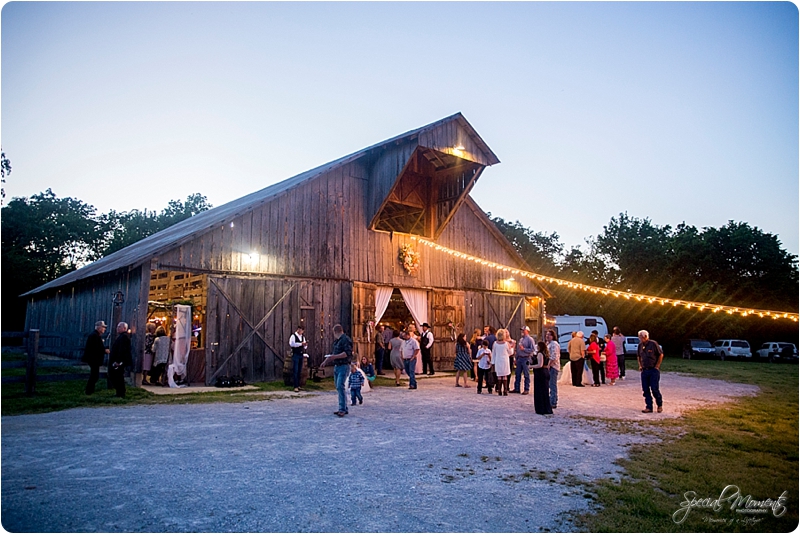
[289,326,308,392]
[82,320,109,395]
[108,322,133,398]
[420,323,435,375]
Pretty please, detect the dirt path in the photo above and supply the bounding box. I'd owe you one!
[1,370,758,532]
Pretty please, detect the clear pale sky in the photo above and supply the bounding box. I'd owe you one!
[3,2,798,256]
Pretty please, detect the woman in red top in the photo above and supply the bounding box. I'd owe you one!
[587,333,602,387]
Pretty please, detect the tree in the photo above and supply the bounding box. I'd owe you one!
[1,150,11,204]
[2,189,106,330]
[100,194,212,255]
[2,190,213,331]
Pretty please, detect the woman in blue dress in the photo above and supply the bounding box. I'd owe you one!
[454,333,473,388]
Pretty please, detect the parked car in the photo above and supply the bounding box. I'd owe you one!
[623,336,640,357]
[756,342,798,363]
[682,339,716,360]
[713,339,752,360]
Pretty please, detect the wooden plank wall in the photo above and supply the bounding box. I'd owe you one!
[204,276,351,384]
[24,267,146,366]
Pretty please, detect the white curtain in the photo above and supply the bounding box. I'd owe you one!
[399,288,427,374]
[374,286,394,323]
[168,304,192,388]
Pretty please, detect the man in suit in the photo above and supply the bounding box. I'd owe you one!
[420,323,435,375]
[82,320,109,395]
[108,322,133,398]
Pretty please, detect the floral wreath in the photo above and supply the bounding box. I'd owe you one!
[399,244,421,275]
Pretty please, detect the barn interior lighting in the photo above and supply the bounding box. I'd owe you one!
[410,236,799,323]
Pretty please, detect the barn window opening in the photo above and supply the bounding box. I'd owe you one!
[371,147,484,238]
[147,269,207,349]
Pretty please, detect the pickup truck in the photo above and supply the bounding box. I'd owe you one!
[756,342,798,362]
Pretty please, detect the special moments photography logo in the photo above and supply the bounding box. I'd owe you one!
[673,485,789,525]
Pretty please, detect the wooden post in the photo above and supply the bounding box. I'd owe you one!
[26,329,39,396]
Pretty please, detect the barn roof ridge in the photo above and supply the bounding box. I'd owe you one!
[24,113,498,296]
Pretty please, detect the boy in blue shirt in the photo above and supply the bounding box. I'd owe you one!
[349,363,365,405]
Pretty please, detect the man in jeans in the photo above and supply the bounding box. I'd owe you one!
[401,330,420,389]
[637,329,664,413]
[323,324,353,417]
[545,329,561,408]
[512,326,534,394]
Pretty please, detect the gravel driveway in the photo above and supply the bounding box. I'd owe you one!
[1,370,758,533]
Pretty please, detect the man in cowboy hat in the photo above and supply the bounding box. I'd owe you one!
[82,320,109,395]
[420,323,435,376]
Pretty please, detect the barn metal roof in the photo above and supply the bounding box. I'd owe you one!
[24,113,500,296]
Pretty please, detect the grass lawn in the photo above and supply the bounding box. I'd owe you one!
[577,357,798,532]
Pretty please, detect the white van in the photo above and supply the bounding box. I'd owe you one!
[551,315,609,354]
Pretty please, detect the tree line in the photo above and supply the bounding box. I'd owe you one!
[491,214,799,352]
[1,189,211,330]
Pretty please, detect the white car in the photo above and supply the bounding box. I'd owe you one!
[756,342,798,362]
[623,336,640,356]
[713,339,752,360]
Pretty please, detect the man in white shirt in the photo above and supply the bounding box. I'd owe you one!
[420,323,435,375]
[289,326,308,392]
[401,330,420,389]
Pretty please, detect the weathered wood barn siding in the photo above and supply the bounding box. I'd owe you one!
[23,266,148,361]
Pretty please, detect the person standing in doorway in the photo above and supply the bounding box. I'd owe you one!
[401,330,420,389]
[512,326,535,395]
[108,322,132,398]
[611,326,626,380]
[323,324,353,417]
[374,324,386,376]
[545,329,561,409]
[567,332,586,387]
[289,326,308,392]
[637,330,664,413]
[142,322,156,386]
[389,330,404,386]
[420,323,435,375]
[82,320,109,395]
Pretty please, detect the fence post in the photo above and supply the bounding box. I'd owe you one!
[26,329,39,396]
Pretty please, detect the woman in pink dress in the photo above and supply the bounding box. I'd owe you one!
[604,334,619,385]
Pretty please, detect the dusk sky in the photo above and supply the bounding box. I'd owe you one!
[2,2,798,256]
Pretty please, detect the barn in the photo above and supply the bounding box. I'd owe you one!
[23,113,549,385]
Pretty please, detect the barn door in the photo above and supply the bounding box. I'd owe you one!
[484,293,527,337]
[431,289,465,371]
[352,282,377,363]
[205,277,297,384]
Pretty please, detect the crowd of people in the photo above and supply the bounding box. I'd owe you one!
[83,316,664,416]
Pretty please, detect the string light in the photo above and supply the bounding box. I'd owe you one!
[410,236,799,323]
